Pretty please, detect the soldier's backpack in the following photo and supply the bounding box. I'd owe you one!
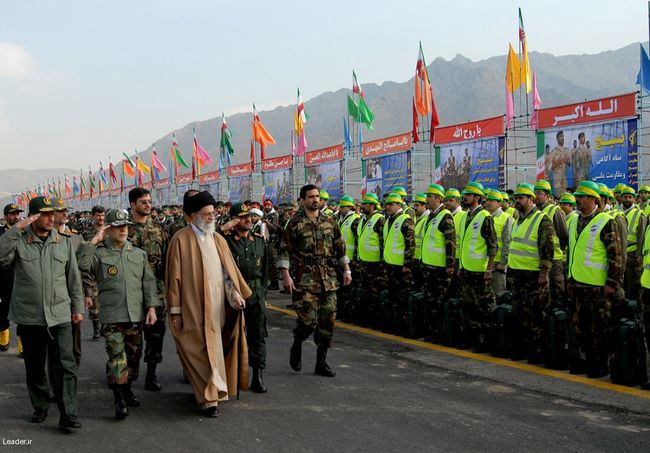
[610,300,648,386]
[442,298,469,347]
[491,303,514,358]
[405,292,425,339]
[545,306,572,370]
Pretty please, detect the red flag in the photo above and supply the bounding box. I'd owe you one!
[412,98,420,143]
[260,144,266,161]
[428,89,440,143]
[250,139,255,168]
[191,156,196,180]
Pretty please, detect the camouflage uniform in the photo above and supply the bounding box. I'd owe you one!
[167,216,188,239]
[567,209,621,374]
[103,323,144,385]
[507,207,555,360]
[384,211,415,334]
[278,209,348,349]
[358,214,387,328]
[540,201,569,301]
[420,205,456,339]
[264,209,282,287]
[127,216,168,367]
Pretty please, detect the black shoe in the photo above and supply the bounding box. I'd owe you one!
[113,387,128,420]
[587,366,609,379]
[58,415,81,431]
[202,406,219,418]
[0,344,8,352]
[30,409,47,423]
[123,383,140,407]
[289,339,302,372]
[250,368,267,393]
[145,364,162,391]
[92,321,101,340]
[314,347,336,377]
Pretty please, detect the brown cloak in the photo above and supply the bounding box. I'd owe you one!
[165,226,252,403]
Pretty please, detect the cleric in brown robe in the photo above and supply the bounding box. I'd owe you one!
[165,191,252,418]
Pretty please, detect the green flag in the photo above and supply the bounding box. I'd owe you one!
[358,96,375,130]
[347,95,359,119]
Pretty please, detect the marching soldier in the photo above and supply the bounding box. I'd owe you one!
[620,186,646,301]
[77,209,159,420]
[484,190,513,301]
[458,182,497,352]
[0,203,24,354]
[127,187,169,392]
[566,181,621,378]
[222,203,269,393]
[507,184,554,362]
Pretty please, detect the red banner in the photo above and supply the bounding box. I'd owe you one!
[176,173,192,185]
[537,92,636,130]
[198,171,220,184]
[153,178,170,189]
[305,144,344,167]
[262,155,293,172]
[362,132,412,159]
[227,163,252,177]
[434,116,504,144]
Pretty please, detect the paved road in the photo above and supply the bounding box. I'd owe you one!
[1,291,649,452]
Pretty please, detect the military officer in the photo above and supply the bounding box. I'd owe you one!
[0,203,24,354]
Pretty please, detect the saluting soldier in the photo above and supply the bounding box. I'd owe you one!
[78,209,159,420]
[222,203,269,393]
[127,187,169,391]
[0,203,24,354]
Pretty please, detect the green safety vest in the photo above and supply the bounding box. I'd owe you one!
[357,212,383,263]
[340,213,360,261]
[567,212,609,286]
[542,203,563,261]
[566,211,578,229]
[625,206,642,253]
[383,213,410,266]
[641,223,650,288]
[459,208,490,272]
[421,208,451,267]
[413,211,429,260]
[508,209,545,271]
[452,208,467,259]
[492,210,509,264]
[505,207,517,218]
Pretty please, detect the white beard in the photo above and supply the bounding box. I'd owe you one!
[194,217,216,235]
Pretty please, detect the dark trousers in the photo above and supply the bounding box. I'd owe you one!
[245,279,267,369]
[0,284,12,331]
[144,305,166,364]
[17,323,78,417]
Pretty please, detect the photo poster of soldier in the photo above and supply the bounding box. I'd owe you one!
[228,175,252,202]
[305,161,342,201]
[363,151,411,199]
[437,137,501,191]
[263,168,292,205]
[540,118,637,194]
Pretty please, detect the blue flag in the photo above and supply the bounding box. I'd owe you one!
[636,44,650,95]
[343,117,352,154]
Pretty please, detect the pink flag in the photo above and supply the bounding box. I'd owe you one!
[505,78,515,128]
[296,130,307,157]
[291,130,296,156]
[530,71,542,129]
[152,150,168,172]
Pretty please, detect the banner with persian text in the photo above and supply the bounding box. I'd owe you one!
[435,137,504,190]
[363,152,411,200]
[227,163,252,202]
[305,144,344,201]
[199,171,220,199]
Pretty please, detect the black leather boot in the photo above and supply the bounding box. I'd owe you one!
[314,347,336,377]
[92,321,101,340]
[250,367,268,393]
[145,363,162,391]
[123,381,140,407]
[289,338,302,372]
[112,386,128,420]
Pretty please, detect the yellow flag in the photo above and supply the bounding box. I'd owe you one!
[506,44,522,93]
[522,41,532,93]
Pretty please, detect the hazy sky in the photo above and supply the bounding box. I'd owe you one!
[1,0,647,170]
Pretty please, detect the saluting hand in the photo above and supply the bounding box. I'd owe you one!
[90,225,110,246]
[16,213,40,231]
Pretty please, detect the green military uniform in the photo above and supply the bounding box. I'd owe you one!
[0,203,23,351]
[0,197,84,429]
[167,216,188,238]
[127,214,168,389]
[82,224,101,328]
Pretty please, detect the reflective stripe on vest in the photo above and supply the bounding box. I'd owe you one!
[383,213,410,265]
[459,208,490,272]
[452,209,467,259]
[492,211,509,264]
[357,212,383,262]
[542,203,563,261]
[625,207,641,252]
[421,208,451,267]
[414,213,429,260]
[641,222,650,288]
[568,212,609,286]
[508,209,544,271]
[340,213,360,260]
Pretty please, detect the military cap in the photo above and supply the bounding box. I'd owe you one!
[3,203,23,216]
[462,181,485,197]
[620,186,636,197]
[559,193,576,206]
[533,180,553,195]
[362,193,380,206]
[513,183,535,198]
[427,183,445,198]
[28,196,55,215]
[229,202,251,217]
[105,209,132,227]
[52,197,67,211]
[574,180,601,199]
[392,186,408,197]
[319,190,330,201]
[639,185,650,194]
[413,193,427,204]
[384,193,403,205]
[485,189,503,202]
[444,188,461,200]
[339,196,355,208]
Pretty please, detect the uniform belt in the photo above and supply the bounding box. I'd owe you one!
[303,257,331,266]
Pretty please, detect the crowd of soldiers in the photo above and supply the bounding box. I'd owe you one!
[1,178,649,431]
